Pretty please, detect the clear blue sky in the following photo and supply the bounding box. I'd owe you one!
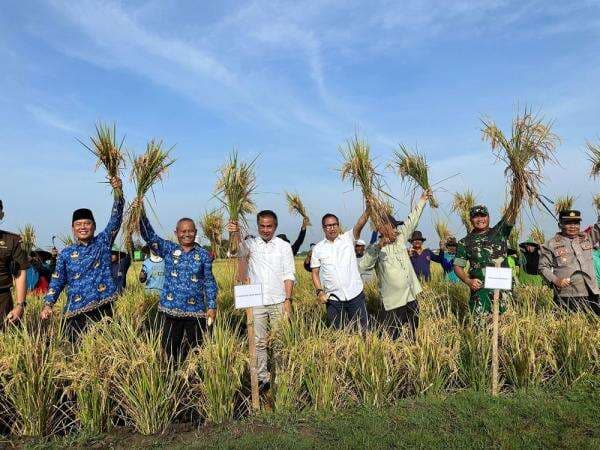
[1,0,599,250]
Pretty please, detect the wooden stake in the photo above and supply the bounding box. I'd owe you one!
[491,260,501,396]
[246,307,260,411]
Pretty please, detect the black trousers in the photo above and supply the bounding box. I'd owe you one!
[383,300,419,340]
[160,313,207,362]
[65,302,113,343]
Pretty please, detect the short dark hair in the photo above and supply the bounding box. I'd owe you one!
[0,199,3,211]
[321,213,339,226]
[257,210,278,226]
[176,217,196,230]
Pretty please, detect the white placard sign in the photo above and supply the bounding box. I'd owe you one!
[234,283,264,309]
[484,267,513,290]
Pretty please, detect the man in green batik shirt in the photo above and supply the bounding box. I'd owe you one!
[453,205,514,314]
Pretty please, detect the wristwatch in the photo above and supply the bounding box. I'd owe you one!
[16,301,27,308]
[315,288,323,295]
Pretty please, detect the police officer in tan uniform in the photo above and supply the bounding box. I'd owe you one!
[0,199,29,324]
[539,210,600,314]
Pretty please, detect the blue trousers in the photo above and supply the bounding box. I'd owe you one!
[326,291,368,331]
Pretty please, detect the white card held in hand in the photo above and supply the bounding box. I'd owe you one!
[234,283,264,309]
[484,267,513,290]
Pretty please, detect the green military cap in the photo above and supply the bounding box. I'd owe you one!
[469,205,489,218]
[558,209,581,223]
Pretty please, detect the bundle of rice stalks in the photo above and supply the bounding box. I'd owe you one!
[593,194,600,213]
[481,108,559,224]
[286,192,311,226]
[79,122,126,198]
[452,190,476,233]
[554,195,575,215]
[340,135,394,238]
[214,150,257,256]
[529,226,546,245]
[391,144,438,208]
[586,139,600,179]
[123,140,175,252]
[59,234,74,247]
[434,219,452,244]
[19,224,36,255]
[200,210,224,258]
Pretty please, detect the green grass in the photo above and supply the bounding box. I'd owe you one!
[11,377,600,449]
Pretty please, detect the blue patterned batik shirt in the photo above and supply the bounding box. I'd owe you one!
[140,214,218,318]
[45,197,124,318]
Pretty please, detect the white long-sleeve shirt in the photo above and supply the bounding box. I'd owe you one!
[242,236,296,306]
[310,229,364,301]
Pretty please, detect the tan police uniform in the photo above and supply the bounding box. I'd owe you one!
[0,230,29,320]
[539,211,600,313]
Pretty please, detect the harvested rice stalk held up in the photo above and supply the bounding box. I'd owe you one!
[340,135,394,239]
[286,192,311,226]
[19,225,36,255]
[123,140,175,252]
[554,195,575,215]
[214,151,257,257]
[452,190,476,233]
[200,210,224,258]
[481,107,559,224]
[434,219,452,244]
[79,122,126,198]
[391,144,438,208]
[586,139,600,179]
[529,226,545,245]
[593,194,600,213]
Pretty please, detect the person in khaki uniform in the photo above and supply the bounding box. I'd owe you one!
[0,199,29,325]
[539,210,600,314]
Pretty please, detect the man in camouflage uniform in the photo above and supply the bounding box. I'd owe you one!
[0,199,29,325]
[539,210,599,314]
[453,205,513,314]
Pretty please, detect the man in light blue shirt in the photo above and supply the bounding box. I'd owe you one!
[139,246,165,295]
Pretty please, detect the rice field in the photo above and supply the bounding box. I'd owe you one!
[0,260,598,439]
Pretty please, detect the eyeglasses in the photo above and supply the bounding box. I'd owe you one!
[323,223,339,229]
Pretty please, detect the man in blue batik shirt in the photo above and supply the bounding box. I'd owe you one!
[139,205,218,361]
[41,177,124,342]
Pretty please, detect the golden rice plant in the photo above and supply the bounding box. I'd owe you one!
[481,107,559,224]
[508,218,522,253]
[551,313,597,385]
[500,314,554,389]
[123,140,175,253]
[529,225,546,245]
[391,144,438,208]
[458,322,492,391]
[340,135,395,239]
[452,190,476,233]
[107,319,185,435]
[404,318,460,395]
[302,336,347,410]
[183,320,246,424]
[344,332,405,407]
[554,195,575,215]
[79,122,126,198]
[586,139,600,179]
[200,209,224,258]
[434,219,452,244]
[286,192,311,226]
[19,224,36,255]
[0,324,65,437]
[214,150,257,256]
[65,322,115,434]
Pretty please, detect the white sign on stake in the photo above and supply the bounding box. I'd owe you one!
[484,267,513,290]
[234,283,264,309]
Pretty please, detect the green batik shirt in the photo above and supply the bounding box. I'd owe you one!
[454,217,513,313]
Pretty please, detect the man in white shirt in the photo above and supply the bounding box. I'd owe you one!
[310,206,370,330]
[228,210,295,393]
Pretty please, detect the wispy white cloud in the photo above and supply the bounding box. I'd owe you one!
[25,104,81,133]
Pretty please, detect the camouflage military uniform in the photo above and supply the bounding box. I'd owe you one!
[454,216,513,314]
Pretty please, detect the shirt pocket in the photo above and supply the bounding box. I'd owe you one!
[552,246,570,267]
